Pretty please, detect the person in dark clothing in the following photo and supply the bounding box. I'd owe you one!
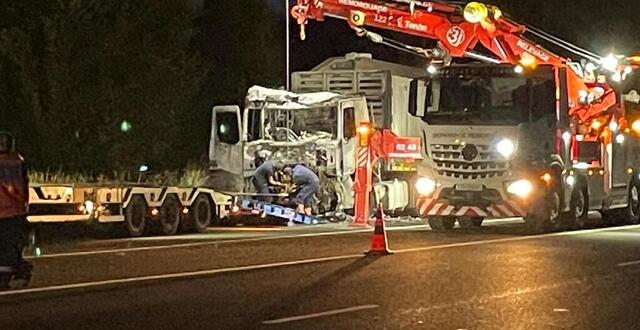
[0,132,32,290]
[252,160,284,203]
[285,164,320,216]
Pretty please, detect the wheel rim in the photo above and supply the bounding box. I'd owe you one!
[444,217,455,229]
[549,192,561,223]
[631,185,639,217]
[574,190,585,219]
[132,202,145,230]
[161,201,180,231]
[196,199,211,226]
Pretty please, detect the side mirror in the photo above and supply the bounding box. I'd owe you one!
[624,90,640,104]
[408,79,432,117]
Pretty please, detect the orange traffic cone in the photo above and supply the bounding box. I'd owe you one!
[365,205,392,256]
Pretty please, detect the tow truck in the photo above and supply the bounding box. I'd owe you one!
[291,0,640,231]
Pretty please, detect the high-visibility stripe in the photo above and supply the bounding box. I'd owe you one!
[497,204,514,217]
[506,200,525,215]
[357,148,368,167]
[419,199,435,216]
[489,205,505,217]
[455,207,470,216]
[420,200,523,218]
[471,207,488,217]
[442,205,455,215]
[428,203,443,215]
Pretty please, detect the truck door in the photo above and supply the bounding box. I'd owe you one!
[209,106,243,176]
[611,134,628,189]
[339,98,369,176]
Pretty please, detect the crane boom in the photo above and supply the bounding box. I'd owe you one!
[291,0,623,127]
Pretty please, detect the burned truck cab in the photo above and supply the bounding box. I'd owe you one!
[210,86,369,214]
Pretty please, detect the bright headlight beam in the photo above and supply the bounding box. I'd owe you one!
[601,54,619,72]
[507,179,533,198]
[84,201,95,215]
[496,139,515,158]
[416,178,436,196]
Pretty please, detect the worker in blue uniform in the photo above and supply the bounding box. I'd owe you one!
[252,159,284,203]
[285,164,319,216]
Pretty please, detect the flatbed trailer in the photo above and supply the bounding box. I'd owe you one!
[27,184,233,237]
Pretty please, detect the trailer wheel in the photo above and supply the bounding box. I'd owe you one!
[625,180,640,224]
[428,216,455,231]
[124,195,147,237]
[184,194,213,233]
[568,187,589,229]
[458,217,484,229]
[158,195,181,235]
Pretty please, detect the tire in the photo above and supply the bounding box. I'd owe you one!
[428,216,455,231]
[626,179,640,224]
[568,187,588,230]
[524,188,562,233]
[184,194,213,233]
[600,209,622,227]
[158,195,181,235]
[458,217,484,229]
[124,195,147,237]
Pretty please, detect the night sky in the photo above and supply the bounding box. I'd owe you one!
[266,0,640,73]
[3,1,639,172]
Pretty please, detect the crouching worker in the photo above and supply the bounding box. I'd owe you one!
[0,132,32,290]
[252,159,284,203]
[286,164,319,216]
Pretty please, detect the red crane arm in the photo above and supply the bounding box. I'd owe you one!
[292,0,622,127]
[292,0,567,66]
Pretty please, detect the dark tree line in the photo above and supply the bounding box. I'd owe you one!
[0,0,283,174]
[1,0,638,175]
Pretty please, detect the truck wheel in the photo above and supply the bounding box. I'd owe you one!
[626,180,640,224]
[569,187,588,230]
[524,189,562,233]
[184,194,213,233]
[158,195,181,235]
[458,217,484,229]
[428,216,455,231]
[124,195,147,237]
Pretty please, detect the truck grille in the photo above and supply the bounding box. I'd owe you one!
[430,144,508,179]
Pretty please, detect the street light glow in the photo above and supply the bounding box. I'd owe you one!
[601,54,620,72]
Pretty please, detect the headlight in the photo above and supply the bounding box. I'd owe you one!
[496,138,515,158]
[416,178,437,196]
[84,200,95,215]
[507,179,533,198]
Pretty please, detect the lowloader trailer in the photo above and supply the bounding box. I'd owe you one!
[27,184,233,237]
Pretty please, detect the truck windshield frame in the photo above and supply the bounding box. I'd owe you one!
[261,106,339,142]
[424,65,557,126]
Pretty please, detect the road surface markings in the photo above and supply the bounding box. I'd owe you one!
[262,305,379,325]
[398,278,584,316]
[553,308,570,312]
[0,253,364,297]
[8,224,640,297]
[616,260,640,267]
[27,218,521,260]
[391,224,640,254]
[26,225,431,259]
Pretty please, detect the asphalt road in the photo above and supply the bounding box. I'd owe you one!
[3,219,640,329]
